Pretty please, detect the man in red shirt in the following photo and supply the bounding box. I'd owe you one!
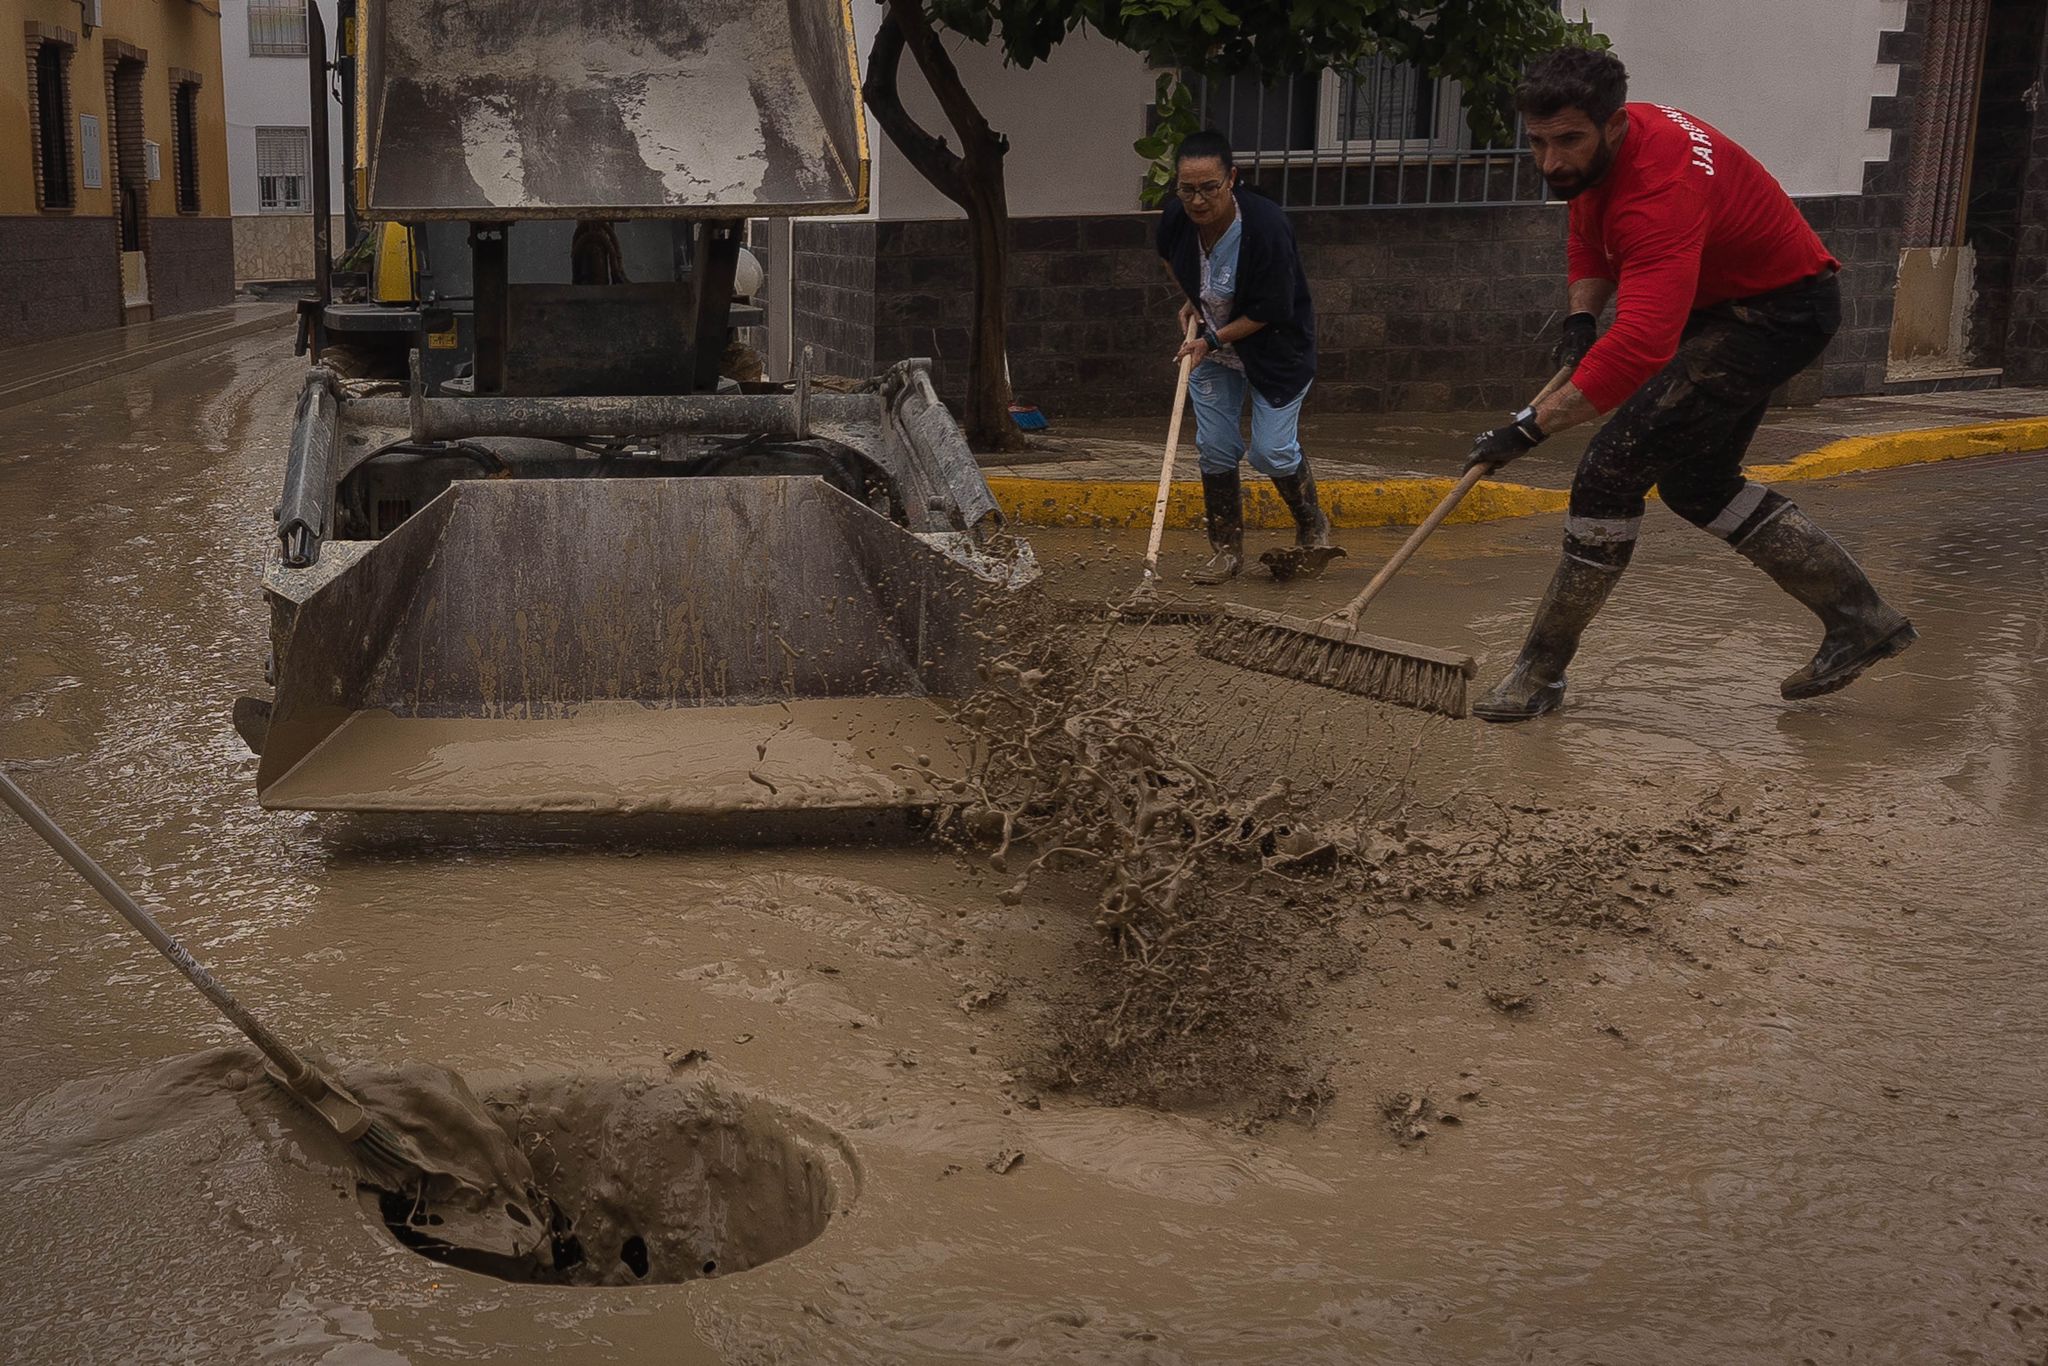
[1464,47,1916,721]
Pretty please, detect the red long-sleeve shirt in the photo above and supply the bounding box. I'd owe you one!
[1567,102,1839,413]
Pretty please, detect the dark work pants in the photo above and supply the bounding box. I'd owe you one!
[1563,271,1841,568]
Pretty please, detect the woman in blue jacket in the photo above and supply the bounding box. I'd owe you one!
[1157,130,1333,583]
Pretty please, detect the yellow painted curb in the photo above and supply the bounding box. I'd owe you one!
[1750,417,2048,483]
[988,416,2048,530]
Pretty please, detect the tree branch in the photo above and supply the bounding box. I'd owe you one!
[862,12,970,209]
[882,0,1009,168]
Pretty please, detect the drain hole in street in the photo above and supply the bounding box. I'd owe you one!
[371,1073,855,1287]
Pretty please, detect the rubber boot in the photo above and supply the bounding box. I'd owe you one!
[1261,457,1346,581]
[1471,555,1624,723]
[1732,503,1917,699]
[1272,458,1332,548]
[1187,469,1244,585]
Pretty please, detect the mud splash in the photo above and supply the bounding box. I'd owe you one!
[927,603,1393,1115]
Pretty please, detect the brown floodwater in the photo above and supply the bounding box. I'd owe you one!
[2,336,2045,1363]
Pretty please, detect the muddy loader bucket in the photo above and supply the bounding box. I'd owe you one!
[255,479,991,815]
[358,0,868,218]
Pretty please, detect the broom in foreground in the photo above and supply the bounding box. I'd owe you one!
[1197,369,1572,718]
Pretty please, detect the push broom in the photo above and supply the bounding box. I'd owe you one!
[1195,367,1574,718]
[0,767,549,1262]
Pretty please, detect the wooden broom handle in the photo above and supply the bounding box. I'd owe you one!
[1142,316,1203,581]
[1331,365,1576,626]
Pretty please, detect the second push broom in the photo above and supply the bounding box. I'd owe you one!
[1195,367,1575,718]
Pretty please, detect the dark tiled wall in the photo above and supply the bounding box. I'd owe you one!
[1800,194,1897,399]
[1993,6,2048,385]
[0,215,120,346]
[147,217,235,321]
[790,220,877,378]
[1962,0,2048,371]
[840,199,1881,419]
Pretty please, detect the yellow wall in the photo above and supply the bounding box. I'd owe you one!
[2,0,230,218]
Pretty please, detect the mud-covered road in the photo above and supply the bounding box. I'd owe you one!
[2,337,2045,1364]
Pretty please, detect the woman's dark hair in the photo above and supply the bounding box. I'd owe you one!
[1515,47,1629,126]
[1173,129,1235,171]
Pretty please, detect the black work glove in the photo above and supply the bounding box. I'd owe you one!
[1553,311,1598,372]
[1465,408,1547,473]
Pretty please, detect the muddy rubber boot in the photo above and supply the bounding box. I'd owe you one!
[1471,555,1624,723]
[1187,469,1244,585]
[1261,457,1347,582]
[1732,503,1917,700]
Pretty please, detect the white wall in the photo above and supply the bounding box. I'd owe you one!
[218,0,346,217]
[870,26,1157,220]
[1581,0,1908,197]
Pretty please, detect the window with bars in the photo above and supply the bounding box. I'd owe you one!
[248,0,310,57]
[1187,63,1540,209]
[256,126,310,211]
[33,40,75,210]
[174,81,201,213]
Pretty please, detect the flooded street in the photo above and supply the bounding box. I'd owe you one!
[3,337,2046,1364]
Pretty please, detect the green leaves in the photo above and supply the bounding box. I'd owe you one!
[1137,72,1200,208]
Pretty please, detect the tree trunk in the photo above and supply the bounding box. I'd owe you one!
[862,0,1023,453]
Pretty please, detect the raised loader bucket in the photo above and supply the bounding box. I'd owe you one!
[255,479,991,815]
[358,0,869,219]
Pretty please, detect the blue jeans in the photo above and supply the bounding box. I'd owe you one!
[1188,362,1308,477]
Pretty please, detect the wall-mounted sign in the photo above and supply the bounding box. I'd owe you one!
[80,114,103,189]
[145,140,162,182]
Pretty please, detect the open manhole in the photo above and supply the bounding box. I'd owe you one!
[369,1072,857,1287]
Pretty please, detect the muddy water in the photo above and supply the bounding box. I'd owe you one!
[3,340,2047,1363]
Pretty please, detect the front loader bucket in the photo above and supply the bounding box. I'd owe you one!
[358,0,869,219]
[256,479,992,815]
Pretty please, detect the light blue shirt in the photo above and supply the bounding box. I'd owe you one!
[1198,206,1244,372]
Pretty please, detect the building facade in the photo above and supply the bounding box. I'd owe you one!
[781,0,2048,415]
[2,0,233,345]
[218,0,342,285]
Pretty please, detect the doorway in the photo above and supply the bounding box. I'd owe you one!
[109,53,151,323]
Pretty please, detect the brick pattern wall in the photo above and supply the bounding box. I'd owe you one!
[1990,9,2048,385]
[790,220,877,378]
[147,216,235,320]
[1961,0,2047,370]
[0,216,120,345]
[2000,49,2048,385]
[845,200,1880,419]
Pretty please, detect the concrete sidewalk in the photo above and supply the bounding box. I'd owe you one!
[983,386,2048,529]
[0,302,296,413]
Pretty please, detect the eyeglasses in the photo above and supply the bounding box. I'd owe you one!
[1175,179,1229,202]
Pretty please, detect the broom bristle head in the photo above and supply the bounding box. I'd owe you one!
[1196,604,1476,718]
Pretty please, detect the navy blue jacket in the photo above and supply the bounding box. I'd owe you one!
[1156,187,1317,406]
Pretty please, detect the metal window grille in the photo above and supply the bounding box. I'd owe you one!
[33,41,74,210]
[249,0,310,57]
[256,125,310,211]
[1190,65,1545,209]
[174,83,201,213]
